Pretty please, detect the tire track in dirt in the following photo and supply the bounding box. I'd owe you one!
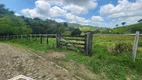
[0,43,84,80]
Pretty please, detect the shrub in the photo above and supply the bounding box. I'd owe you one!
[71,29,82,36]
[138,41,142,47]
[108,42,133,54]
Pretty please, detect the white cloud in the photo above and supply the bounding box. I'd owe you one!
[91,16,104,22]
[49,6,66,17]
[63,5,88,15]
[22,0,66,19]
[22,8,41,18]
[63,0,97,15]
[99,0,142,27]
[21,0,99,27]
[64,0,97,9]
[21,0,142,28]
[22,0,98,19]
[100,0,142,18]
[54,19,65,23]
[14,13,21,16]
[65,13,90,25]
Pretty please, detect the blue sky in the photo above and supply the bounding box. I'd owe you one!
[0,0,142,28]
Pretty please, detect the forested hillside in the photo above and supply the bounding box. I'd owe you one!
[0,4,70,35]
[0,4,32,35]
[0,4,103,36]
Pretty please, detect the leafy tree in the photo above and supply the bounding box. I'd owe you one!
[138,19,142,23]
[71,29,82,36]
[116,24,118,27]
[0,4,32,35]
[63,22,68,27]
[122,22,126,26]
[0,16,32,35]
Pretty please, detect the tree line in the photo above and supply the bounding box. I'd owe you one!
[0,4,82,36]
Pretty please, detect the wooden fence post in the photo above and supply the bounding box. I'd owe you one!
[20,35,23,39]
[7,35,9,40]
[40,34,42,44]
[46,34,49,44]
[4,36,6,40]
[56,34,60,48]
[85,32,93,56]
[0,36,1,40]
[26,35,28,40]
[34,34,36,40]
[132,31,140,62]
[16,35,18,39]
[30,34,32,40]
[5,36,7,40]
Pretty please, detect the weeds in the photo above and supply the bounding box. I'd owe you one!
[108,42,133,54]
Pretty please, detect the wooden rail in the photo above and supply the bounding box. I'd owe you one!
[93,34,142,36]
[0,31,140,59]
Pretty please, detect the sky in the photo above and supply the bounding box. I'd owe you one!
[0,0,142,28]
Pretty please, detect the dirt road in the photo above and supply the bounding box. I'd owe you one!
[0,43,84,80]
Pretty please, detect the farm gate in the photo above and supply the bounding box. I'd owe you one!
[56,32,93,56]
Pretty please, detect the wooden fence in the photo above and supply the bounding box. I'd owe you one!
[0,32,93,56]
[57,32,92,56]
[93,31,140,62]
[0,31,141,60]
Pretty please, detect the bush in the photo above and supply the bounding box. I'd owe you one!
[71,29,82,36]
[138,41,142,47]
[108,42,133,54]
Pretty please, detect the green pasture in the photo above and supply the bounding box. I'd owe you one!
[1,36,142,80]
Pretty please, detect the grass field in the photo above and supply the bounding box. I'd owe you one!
[1,36,142,80]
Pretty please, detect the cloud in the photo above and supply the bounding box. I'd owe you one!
[21,0,142,28]
[49,6,67,17]
[54,19,65,23]
[22,8,41,18]
[91,16,104,22]
[22,0,66,19]
[14,13,21,16]
[63,0,97,15]
[99,0,142,27]
[63,5,88,15]
[22,0,98,18]
[21,0,99,27]
[100,0,142,18]
[65,13,90,25]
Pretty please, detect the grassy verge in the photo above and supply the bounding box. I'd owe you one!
[0,38,57,53]
[1,36,142,80]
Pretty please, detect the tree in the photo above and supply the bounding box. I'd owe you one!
[63,22,68,27]
[0,16,32,35]
[116,24,118,27]
[71,29,82,36]
[138,19,142,23]
[0,4,5,14]
[122,22,126,26]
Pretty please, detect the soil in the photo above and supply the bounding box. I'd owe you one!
[0,43,97,80]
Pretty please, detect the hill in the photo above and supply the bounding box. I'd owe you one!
[111,23,142,34]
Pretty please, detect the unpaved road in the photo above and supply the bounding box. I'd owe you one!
[0,43,84,80]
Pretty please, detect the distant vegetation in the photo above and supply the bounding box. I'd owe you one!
[0,3,142,36]
[111,23,142,34]
[0,4,32,35]
[0,4,113,36]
